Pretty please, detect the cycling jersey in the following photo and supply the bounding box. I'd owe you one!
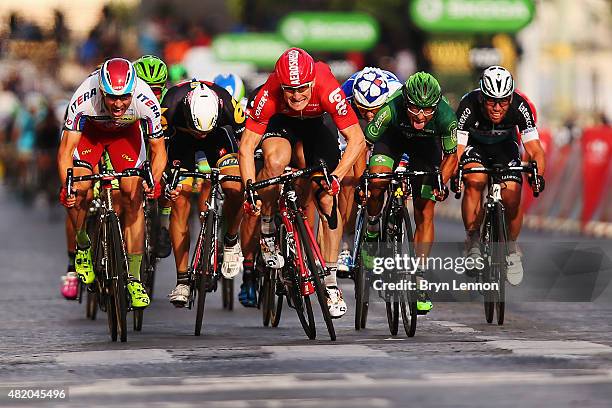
[246,61,359,134]
[365,92,458,155]
[455,89,538,146]
[64,72,163,139]
[161,80,245,140]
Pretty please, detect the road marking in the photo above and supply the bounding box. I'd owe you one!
[432,320,478,333]
[56,349,173,366]
[61,369,612,398]
[482,340,612,357]
[260,345,388,359]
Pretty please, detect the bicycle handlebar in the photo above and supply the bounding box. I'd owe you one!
[166,161,242,192]
[359,167,444,200]
[66,161,154,197]
[453,161,540,199]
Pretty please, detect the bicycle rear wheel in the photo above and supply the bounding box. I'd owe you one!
[295,213,336,341]
[108,213,129,342]
[492,203,506,325]
[195,211,215,336]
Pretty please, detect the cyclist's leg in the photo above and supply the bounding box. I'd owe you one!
[165,131,196,306]
[460,143,489,259]
[107,123,149,308]
[258,116,294,269]
[200,129,243,279]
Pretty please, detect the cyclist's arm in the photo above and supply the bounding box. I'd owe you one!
[440,152,458,184]
[523,139,546,175]
[239,127,263,188]
[335,123,366,180]
[148,136,166,184]
[57,129,81,187]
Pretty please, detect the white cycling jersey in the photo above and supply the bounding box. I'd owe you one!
[64,72,163,139]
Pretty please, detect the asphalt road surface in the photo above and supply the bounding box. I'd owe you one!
[1,187,612,408]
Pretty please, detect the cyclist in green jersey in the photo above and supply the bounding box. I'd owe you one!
[364,72,458,314]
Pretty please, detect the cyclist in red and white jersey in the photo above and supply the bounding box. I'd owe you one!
[239,48,366,318]
[57,58,167,308]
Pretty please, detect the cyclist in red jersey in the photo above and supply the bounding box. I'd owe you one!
[239,48,366,318]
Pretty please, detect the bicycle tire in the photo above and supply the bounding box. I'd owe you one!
[386,301,400,336]
[222,277,233,311]
[143,200,158,300]
[400,209,417,337]
[353,206,367,330]
[133,310,143,331]
[261,267,273,327]
[86,290,98,320]
[481,212,495,324]
[195,211,215,336]
[108,213,129,342]
[295,213,336,341]
[106,291,118,341]
[493,203,506,325]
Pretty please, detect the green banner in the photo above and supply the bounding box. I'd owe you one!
[279,12,379,51]
[212,33,289,68]
[410,0,535,33]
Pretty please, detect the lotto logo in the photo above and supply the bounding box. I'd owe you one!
[328,88,348,116]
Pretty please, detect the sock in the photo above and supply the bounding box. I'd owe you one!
[127,254,142,281]
[242,259,254,283]
[76,229,90,249]
[160,206,171,229]
[67,251,76,272]
[224,233,238,247]
[177,271,189,285]
[324,263,338,287]
[261,215,275,235]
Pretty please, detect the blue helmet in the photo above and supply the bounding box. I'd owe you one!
[352,67,399,109]
[213,73,245,101]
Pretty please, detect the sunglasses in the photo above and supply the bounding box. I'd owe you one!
[406,103,436,117]
[484,96,512,107]
[102,92,132,101]
[280,82,313,94]
[355,104,381,117]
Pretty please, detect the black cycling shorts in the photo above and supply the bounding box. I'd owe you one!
[460,139,522,184]
[168,126,239,172]
[370,129,442,201]
[262,114,340,170]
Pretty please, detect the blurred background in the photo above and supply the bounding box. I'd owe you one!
[0,0,610,237]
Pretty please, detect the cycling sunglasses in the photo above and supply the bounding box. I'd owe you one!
[280,82,313,94]
[406,102,436,117]
[483,95,512,107]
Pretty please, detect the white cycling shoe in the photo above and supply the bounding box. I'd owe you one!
[326,286,347,318]
[260,235,284,269]
[169,284,190,307]
[506,252,524,286]
[221,243,243,279]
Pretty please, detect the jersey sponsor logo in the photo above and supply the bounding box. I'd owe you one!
[328,87,348,116]
[518,102,533,128]
[374,108,389,129]
[81,148,92,156]
[254,90,268,118]
[218,154,239,168]
[70,88,97,113]
[121,153,135,162]
[288,49,301,85]
[160,107,169,130]
[136,93,161,118]
[65,118,73,127]
[458,107,471,130]
[231,98,246,124]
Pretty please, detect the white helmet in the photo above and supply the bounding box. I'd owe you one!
[186,83,219,132]
[480,66,514,99]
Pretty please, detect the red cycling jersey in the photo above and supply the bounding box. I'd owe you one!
[246,61,359,134]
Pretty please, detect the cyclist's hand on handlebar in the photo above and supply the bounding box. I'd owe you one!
[433,184,450,202]
[322,174,341,196]
[145,182,162,199]
[243,191,262,216]
[528,174,545,193]
[450,175,460,194]
[164,183,182,201]
[59,186,76,208]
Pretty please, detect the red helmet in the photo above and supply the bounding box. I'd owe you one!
[99,58,136,96]
[274,48,315,87]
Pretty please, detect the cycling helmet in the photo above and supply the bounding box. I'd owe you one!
[99,58,136,96]
[185,83,219,132]
[402,72,441,108]
[213,73,246,101]
[133,55,168,86]
[480,65,514,99]
[274,48,315,87]
[353,67,395,109]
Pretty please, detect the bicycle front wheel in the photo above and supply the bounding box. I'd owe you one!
[195,211,216,336]
[108,213,128,342]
